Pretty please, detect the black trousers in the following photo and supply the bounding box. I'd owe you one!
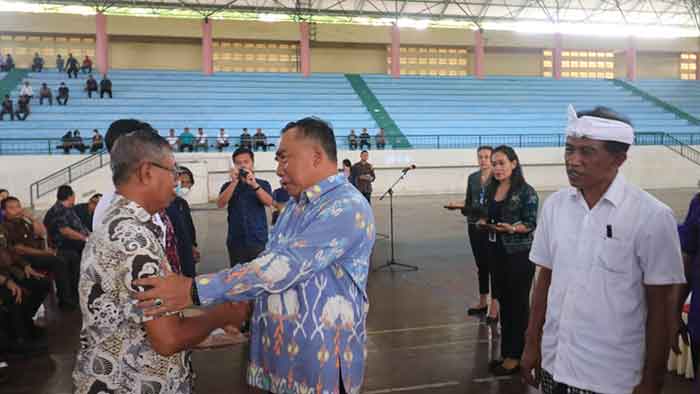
[24,253,80,308]
[39,95,52,105]
[15,111,28,121]
[0,110,13,121]
[67,69,78,79]
[57,96,68,105]
[489,242,534,359]
[100,89,112,98]
[0,276,50,340]
[227,241,265,268]
[87,89,97,98]
[467,224,491,295]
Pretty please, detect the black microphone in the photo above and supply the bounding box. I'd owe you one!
[401,164,417,173]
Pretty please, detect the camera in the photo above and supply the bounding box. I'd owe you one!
[239,168,249,181]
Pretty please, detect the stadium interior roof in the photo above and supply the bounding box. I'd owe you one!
[6,0,700,34]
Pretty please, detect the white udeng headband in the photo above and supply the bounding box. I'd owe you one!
[565,104,635,145]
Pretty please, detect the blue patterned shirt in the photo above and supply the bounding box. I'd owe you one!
[196,174,375,394]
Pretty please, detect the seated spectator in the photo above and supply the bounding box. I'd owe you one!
[179,128,195,152]
[375,128,386,150]
[166,128,179,150]
[0,96,13,121]
[66,54,78,79]
[73,194,101,232]
[31,53,44,73]
[1,196,80,310]
[216,128,230,151]
[348,129,358,150]
[57,82,69,106]
[359,128,371,150]
[195,128,208,152]
[55,54,64,73]
[85,75,98,98]
[15,96,29,121]
[19,82,33,101]
[0,224,51,355]
[81,56,92,74]
[271,186,290,226]
[0,54,4,72]
[90,129,103,153]
[99,74,112,99]
[61,131,73,154]
[239,128,252,150]
[2,55,14,72]
[71,130,87,154]
[43,185,89,261]
[253,128,268,151]
[38,83,52,106]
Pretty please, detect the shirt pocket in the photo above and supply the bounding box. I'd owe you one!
[596,237,636,275]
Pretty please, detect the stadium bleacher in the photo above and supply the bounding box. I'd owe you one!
[363,75,700,144]
[0,70,377,139]
[632,80,700,119]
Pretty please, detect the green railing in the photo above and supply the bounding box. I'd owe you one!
[612,79,700,126]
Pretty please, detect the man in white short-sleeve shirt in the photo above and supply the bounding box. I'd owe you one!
[522,106,685,394]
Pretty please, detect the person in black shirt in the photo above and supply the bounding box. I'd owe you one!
[217,148,273,267]
[57,82,69,106]
[164,166,199,278]
[43,185,89,258]
[66,54,79,79]
[85,75,98,99]
[31,53,44,72]
[73,194,101,232]
[0,96,12,121]
[239,128,252,150]
[359,128,371,150]
[72,130,87,154]
[347,129,358,150]
[15,96,29,121]
[99,74,112,99]
[90,129,104,153]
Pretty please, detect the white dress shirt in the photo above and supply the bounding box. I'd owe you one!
[166,136,179,149]
[20,85,33,96]
[217,134,229,144]
[529,174,685,394]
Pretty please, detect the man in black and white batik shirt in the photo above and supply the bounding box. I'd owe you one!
[73,130,248,394]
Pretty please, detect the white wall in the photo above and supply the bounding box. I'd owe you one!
[4,145,699,210]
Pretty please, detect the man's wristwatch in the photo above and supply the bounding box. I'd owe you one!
[253,185,262,192]
[191,280,201,306]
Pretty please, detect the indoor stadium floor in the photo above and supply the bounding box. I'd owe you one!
[7,190,698,394]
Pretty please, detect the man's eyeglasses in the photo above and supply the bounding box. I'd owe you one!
[147,161,179,179]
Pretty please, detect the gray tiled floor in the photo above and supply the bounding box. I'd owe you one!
[5,190,697,394]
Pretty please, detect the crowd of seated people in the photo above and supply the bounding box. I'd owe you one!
[60,129,103,154]
[0,54,15,72]
[347,128,387,150]
[165,127,274,153]
[0,186,93,381]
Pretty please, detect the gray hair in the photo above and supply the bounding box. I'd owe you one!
[111,129,172,187]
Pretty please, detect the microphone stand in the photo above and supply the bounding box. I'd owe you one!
[373,168,418,272]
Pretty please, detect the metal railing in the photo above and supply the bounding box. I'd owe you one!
[661,133,700,166]
[4,132,699,156]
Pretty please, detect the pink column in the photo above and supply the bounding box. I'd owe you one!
[626,36,637,81]
[299,22,311,77]
[473,29,485,79]
[390,24,400,78]
[696,53,700,80]
[201,19,213,75]
[95,12,109,75]
[553,32,562,80]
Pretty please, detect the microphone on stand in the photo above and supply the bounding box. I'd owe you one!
[401,164,417,173]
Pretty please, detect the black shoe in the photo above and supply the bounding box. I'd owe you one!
[0,361,8,384]
[492,364,520,376]
[488,359,504,371]
[467,306,488,316]
[485,315,499,324]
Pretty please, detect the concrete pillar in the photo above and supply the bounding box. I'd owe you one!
[201,18,213,75]
[299,22,311,77]
[553,32,563,80]
[626,36,637,81]
[473,29,485,79]
[95,12,109,75]
[390,24,401,78]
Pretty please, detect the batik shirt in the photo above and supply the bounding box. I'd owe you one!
[73,194,192,394]
[196,174,375,394]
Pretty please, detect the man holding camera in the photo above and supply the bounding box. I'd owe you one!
[217,148,273,267]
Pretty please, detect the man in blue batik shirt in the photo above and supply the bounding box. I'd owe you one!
[134,117,376,394]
